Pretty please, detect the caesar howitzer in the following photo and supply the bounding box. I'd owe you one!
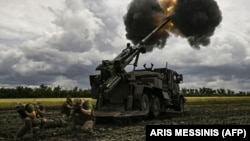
[95,17,171,92]
[89,16,185,119]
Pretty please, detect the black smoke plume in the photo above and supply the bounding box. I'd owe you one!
[172,0,222,49]
[123,0,222,51]
[123,0,168,52]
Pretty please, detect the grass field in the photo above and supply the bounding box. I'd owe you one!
[0,97,97,109]
[1,96,250,109]
[185,96,250,103]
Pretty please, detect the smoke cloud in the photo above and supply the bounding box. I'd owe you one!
[172,0,222,49]
[123,0,168,52]
[123,0,222,51]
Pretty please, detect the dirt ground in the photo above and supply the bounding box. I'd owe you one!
[1,101,250,141]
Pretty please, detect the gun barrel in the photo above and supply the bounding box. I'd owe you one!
[136,16,171,48]
[115,16,172,68]
[93,17,172,92]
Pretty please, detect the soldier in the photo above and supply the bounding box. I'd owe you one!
[33,102,47,129]
[15,102,67,139]
[33,102,45,117]
[61,95,73,120]
[70,98,95,135]
[15,102,44,139]
[33,102,68,129]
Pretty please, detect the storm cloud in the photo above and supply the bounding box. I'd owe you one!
[0,0,249,92]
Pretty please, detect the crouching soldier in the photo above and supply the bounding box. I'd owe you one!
[61,95,73,120]
[15,102,67,139]
[15,102,43,139]
[31,102,67,129]
[70,98,95,135]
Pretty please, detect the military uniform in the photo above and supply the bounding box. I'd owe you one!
[71,98,95,134]
[16,102,67,139]
[16,103,42,138]
[61,96,73,120]
[35,103,45,117]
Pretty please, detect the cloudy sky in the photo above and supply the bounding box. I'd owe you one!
[0,0,249,92]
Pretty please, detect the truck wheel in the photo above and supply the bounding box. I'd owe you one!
[176,97,184,112]
[141,94,150,112]
[150,96,161,118]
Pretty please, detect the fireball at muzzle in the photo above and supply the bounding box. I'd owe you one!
[123,0,222,51]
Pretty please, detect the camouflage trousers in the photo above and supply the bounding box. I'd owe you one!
[71,116,95,134]
[61,114,72,121]
[16,117,41,138]
[16,117,67,138]
[42,118,68,129]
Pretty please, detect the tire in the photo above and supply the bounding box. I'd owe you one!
[150,96,161,118]
[140,94,150,112]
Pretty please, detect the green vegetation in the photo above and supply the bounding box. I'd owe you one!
[0,84,91,98]
[182,87,250,96]
[0,84,250,109]
[0,85,250,99]
[0,84,249,110]
[1,96,250,110]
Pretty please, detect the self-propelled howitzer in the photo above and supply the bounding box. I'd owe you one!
[89,17,185,119]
